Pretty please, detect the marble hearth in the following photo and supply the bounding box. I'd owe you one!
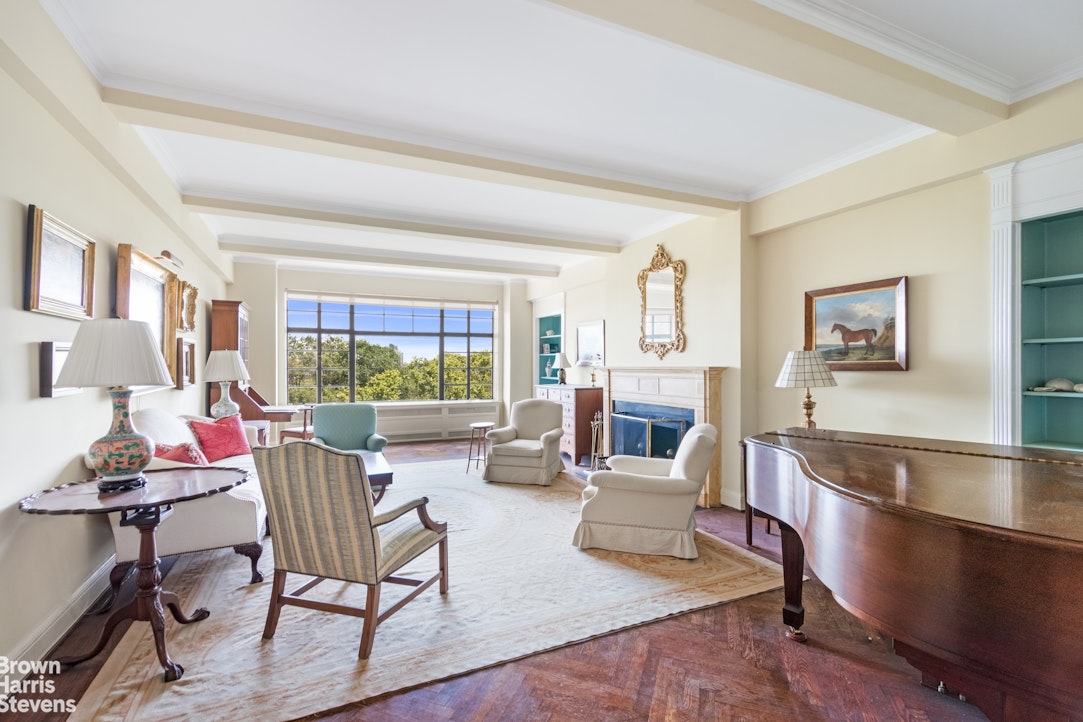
[603,367,726,507]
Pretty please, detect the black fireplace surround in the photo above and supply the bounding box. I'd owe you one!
[611,400,695,459]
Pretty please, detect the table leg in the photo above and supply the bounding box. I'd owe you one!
[56,507,209,682]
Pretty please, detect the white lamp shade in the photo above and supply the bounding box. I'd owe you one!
[204,349,250,383]
[55,318,173,388]
[775,350,837,389]
[552,352,571,369]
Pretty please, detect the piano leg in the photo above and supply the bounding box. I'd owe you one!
[778,521,807,643]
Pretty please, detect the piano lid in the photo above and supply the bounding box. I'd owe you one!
[749,428,1083,544]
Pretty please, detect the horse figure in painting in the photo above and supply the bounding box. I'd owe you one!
[831,323,876,357]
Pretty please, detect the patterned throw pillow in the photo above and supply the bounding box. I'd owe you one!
[154,442,209,466]
[188,414,252,463]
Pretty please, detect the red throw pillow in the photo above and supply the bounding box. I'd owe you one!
[188,415,252,463]
[154,442,209,466]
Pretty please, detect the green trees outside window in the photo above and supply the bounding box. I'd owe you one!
[286,298,495,404]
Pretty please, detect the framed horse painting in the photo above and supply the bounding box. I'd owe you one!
[804,276,908,371]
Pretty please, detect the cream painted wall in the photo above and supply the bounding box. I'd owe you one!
[0,65,227,662]
[528,214,748,506]
[755,175,993,440]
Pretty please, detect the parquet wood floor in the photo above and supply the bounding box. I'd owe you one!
[33,440,989,722]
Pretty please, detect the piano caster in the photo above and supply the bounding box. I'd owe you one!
[785,627,808,643]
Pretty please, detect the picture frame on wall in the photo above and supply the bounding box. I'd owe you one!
[177,280,198,332]
[116,243,178,389]
[176,338,196,389]
[39,341,81,397]
[24,205,95,321]
[577,320,605,366]
[804,276,908,371]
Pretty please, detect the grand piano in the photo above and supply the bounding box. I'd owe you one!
[742,428,1083,722]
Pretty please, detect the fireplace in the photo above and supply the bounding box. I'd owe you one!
[611,400,695,459]
[603,367,726,506]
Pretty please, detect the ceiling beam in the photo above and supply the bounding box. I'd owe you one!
[105,88,738,216]
[547,0,1008,135]
[218,240,561,278]
[183,195,620,256]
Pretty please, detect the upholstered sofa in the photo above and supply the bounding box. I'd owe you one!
[93,408,267,609]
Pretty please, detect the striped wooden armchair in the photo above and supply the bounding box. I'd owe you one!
[252,441,448,659]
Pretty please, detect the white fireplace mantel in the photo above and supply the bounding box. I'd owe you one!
[603,366,726,507]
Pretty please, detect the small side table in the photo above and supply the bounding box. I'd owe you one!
[279,404,315,444]
[467,421,494,472]
[19,467,248,682]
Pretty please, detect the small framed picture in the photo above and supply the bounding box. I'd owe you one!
[39,341,81,397]
[24,206,95,321]
[176,338,196,389]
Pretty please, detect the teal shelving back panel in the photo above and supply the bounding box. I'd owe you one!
[1020,209,1083,451]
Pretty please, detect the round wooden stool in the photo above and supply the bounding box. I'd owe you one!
[467,421,494,472]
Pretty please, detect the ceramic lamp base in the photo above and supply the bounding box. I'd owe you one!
[89,387,155,491]
[211,381,240,419]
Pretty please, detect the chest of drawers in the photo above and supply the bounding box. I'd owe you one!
[534,385,603,466]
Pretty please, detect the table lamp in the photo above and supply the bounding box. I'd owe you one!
[774,350,837,429]
[575,353,602,386]
[553,352,571,384]
[205,349,250,418]
[55,318,174,492]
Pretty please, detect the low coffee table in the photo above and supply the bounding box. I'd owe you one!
[19,467,248,682]
[360,451,393,504]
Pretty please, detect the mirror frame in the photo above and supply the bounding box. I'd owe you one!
[637,244,686,359]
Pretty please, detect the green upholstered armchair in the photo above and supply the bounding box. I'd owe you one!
[311,403,388,453]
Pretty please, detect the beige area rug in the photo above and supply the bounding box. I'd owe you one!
[71,460,784,722]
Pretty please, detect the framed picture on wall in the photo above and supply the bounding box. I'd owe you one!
[116,243,178,389]
[804,276,908,371]
[176,337,196,389]
[577,320,605,366]
[39,341,81,397]
[24,205,95,321]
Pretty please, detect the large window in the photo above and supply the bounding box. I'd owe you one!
[286,294,495,404]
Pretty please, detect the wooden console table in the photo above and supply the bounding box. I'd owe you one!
[19,467,249,682]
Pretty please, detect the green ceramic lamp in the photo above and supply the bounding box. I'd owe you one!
[56,318,174,493]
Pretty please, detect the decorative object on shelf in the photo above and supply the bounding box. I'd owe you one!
[176,338,196,389]
[544,358,553,378]
[39,341,81,397]
[805,276,908,371]
[205,349,250,418]
[638,245,686,359]
[177,281,199,332]
[575,354,602,386]
[55,318,174,492]
[553,352,571,384]
[775,350,837,429]
[1045,377,1074,391]
[24,205,95,321]
[116,244,178,388]
[545,330,555,336]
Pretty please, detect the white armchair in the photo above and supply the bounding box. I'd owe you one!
[483,398,564,485]
[572,423,718,558]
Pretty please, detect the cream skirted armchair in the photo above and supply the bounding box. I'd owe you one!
[572,423,718,558]
[483,398,564,485]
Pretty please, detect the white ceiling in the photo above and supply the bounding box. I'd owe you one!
[39,0,1083,282]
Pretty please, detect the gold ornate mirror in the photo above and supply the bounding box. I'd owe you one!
[638,244,686,359]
